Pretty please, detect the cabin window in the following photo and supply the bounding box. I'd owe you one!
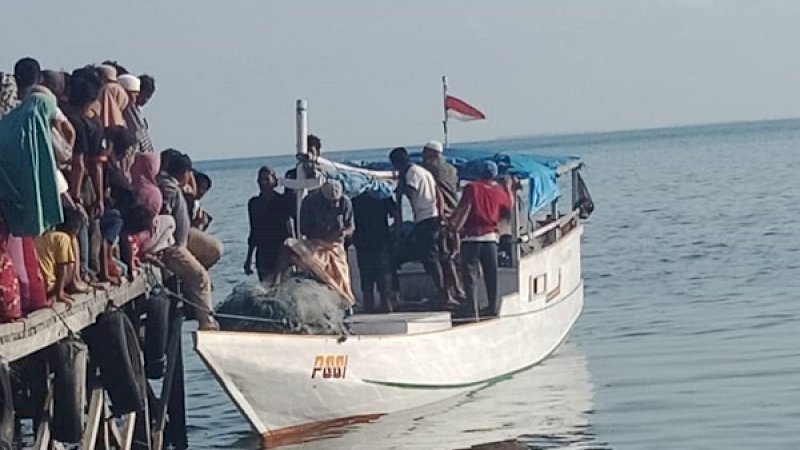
[529,274,546,301]
[545,270,562,303]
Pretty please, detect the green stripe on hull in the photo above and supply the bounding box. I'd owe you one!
[361,362,536,390]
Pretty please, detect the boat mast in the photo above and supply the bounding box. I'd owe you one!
[295,99,308,237]
[442,75,449,149]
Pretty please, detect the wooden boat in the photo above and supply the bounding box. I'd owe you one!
[194,100,591,447]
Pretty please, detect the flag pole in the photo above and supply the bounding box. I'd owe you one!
[442,75,449,149]
[295,99,308,238]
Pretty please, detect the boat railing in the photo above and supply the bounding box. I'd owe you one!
[532,208,580,240]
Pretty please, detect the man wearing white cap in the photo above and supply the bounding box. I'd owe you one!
[118,74,154,152]
[278,180,355,305]
[421,139,466,306]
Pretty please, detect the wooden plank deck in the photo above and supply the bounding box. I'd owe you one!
[0,273,153,362]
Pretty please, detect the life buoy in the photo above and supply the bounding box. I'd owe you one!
[0,359,14,450]
[51,337,87,443]
[83,309,146,416]
[144,293,170,379]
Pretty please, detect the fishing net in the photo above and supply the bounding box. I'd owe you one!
[215,277,349,335]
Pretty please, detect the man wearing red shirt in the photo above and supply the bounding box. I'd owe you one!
[450,161,515,316]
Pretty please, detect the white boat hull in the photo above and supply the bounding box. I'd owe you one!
[194,226,584,446]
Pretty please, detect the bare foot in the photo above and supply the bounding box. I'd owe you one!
[68,281,91,294]
[98,274,122,286]
[55,294,75,308]
[89,281,108,291]
[198,322,220,331]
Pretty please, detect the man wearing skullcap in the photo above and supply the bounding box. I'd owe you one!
[118,74,155,152]
[421,139,466,306]
[449,161,515,317]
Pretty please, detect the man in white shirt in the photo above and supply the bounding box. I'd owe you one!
[390,147,456,310]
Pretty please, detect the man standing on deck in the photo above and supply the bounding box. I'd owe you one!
[390,147,456,310]
[352,191,396,312]
[244,166,294,281]
[449,161,515,317]
[421,140,466,306]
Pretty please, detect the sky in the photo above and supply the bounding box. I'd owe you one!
[2,0,799,160]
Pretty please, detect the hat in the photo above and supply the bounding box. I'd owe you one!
[118,74,141,92]
[320,180,343,201]
[481,161,499,179]
[98,64,118,82]
[423,140,443,153]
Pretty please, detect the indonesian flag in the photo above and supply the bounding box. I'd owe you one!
[445,94,486,121]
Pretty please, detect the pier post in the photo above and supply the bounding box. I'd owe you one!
[151,297,187,450]
[164,335,187,449]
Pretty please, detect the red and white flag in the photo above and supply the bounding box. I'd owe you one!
[445,94,486,122]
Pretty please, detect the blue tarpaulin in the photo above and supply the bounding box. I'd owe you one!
[321,168,394,200]
[447,148,578,216]
[337,147,578,216]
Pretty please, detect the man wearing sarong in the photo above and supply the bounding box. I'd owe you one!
[278,181,355,305]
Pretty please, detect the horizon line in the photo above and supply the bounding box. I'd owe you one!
[194,116,800,163]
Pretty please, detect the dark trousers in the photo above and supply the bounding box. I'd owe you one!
[438,228,465,301]
[356,246,392,311]
[410,218,447,306]
[255,247,280,282]
[461,241,498,314]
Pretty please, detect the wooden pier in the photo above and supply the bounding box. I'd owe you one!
[0,268,189,450]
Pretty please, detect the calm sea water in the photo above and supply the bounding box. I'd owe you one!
[183,119,800,449]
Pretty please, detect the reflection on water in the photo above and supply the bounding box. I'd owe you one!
[283,343,606,450]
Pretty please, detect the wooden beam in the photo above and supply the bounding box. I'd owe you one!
[105,402,123,447]
[32,381,53,450]
[152,309,184,450]
[164,333,188,450]
[121,412,137,450]
[81,386,105,450]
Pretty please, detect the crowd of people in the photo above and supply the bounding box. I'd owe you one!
[0,57,223,329]
[246,139,516,317]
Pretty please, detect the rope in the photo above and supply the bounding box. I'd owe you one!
[50,305,79,336]
[156,281,291,325]
[211,312,289,325]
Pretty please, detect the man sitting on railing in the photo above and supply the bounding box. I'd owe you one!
[276,180,355,306]
[449,161,515,317]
